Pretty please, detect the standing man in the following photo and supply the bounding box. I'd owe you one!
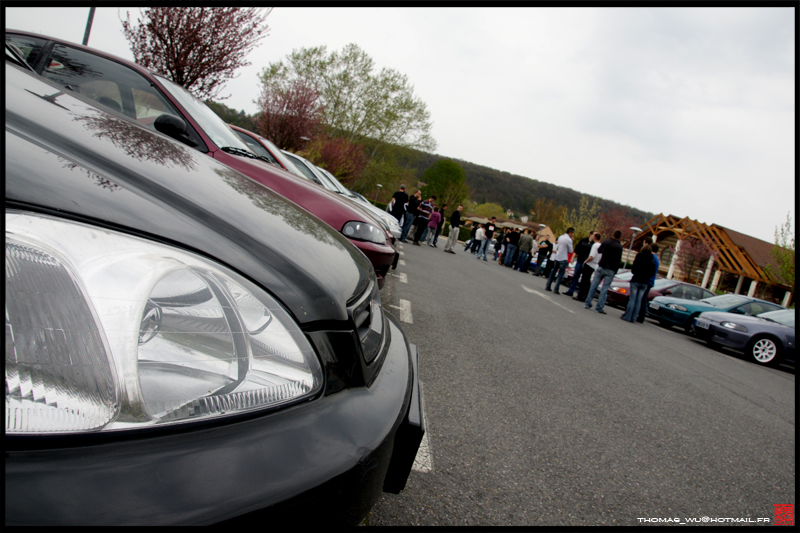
[390,184,408,224]
[533,235,553,276]
[400,189,420,243]
[514,229,535,271]
[412,194,436,245]
[584,230,624,314]
[564,231,596,296]
[433,203,447,247]
[477,217,497,261]
[576,232,602,302]
[621,244,656,323]
[545,227,575,294]
[637,242,660,323]
[503,228,521,267]
[444,205,463,254]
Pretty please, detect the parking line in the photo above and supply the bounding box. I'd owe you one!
[399,259,406,266]
[412,381,432,473]
[388,299,413,323]
[522,285,575,314]
[389,272,408,283]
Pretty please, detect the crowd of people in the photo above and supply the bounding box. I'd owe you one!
[388,185,659,323]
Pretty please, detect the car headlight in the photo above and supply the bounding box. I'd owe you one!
[667,303,688,311]
[342,221,386,245]
[611,287,628,294]
[721,321,748,332]
[6,211,323,434]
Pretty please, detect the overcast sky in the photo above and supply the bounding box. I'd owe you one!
[6,6,795,243]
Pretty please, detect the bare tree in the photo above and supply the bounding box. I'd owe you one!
[122,8,271,100]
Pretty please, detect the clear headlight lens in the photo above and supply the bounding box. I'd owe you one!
[721,321,748,332]
[342,221,386,245]
[6,211,322,434]
[667,304,688,311]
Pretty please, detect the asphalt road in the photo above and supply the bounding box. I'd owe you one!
[367,240,795,526]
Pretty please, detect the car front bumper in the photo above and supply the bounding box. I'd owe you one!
[5,316,423,526]
[647,300,691,326]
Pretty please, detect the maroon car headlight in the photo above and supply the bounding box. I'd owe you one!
[6,211,323,434]
[342,221,386,245]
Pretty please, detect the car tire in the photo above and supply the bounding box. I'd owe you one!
[748,336,780,366]
[683,315,698,334]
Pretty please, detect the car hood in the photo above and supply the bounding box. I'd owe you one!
[652,296,716,312]
[698,311,777,325]
[5,63,371,324]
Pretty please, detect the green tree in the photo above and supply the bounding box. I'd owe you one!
[419,159,469,211]
[533,197,568,236]
[259,43,436,157]
[563,195,601,243]
[764,212,795,294]
[473,202,506,220]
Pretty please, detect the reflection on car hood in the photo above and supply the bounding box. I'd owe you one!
[5,63,370,323]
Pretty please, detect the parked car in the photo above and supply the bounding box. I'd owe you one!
[5,30,398,288]
[648,293,784,332]
[228,124,308,179]
[5,58,423,526]
[693,309,795,366]
[279,149,402,242]
[316,166,403,241]
[605,278,711,309]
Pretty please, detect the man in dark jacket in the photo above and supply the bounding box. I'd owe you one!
[584,230,624,314]
[444,205,463,254]
[621,244,656,323]
[400,189,421,242]
[564,231,596,296]
[504,228,521,267]
[390,184,408,223]
[533,236,553,276]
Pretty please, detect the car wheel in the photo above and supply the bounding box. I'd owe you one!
[748,337,780,365]
[683,315,698,334]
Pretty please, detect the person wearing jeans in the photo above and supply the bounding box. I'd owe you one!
[477,217,497,261]
[584,229,624,314]
[621,244,656,322]
[545,228,574,293]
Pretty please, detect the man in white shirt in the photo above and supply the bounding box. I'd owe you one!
[576,232,603,301]
[545,228,575,294]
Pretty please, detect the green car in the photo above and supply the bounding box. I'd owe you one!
[648,293,784,332]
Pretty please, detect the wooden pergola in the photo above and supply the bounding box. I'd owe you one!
[631,214,791,305]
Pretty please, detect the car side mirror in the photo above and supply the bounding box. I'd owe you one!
[154,113,197,147]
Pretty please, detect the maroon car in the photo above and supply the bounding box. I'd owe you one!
[605,278,715,309]
[6,30,397,287]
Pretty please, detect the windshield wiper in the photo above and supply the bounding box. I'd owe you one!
[220,146,258,160]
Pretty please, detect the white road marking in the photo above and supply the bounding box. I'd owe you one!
[412,381,432,473]
[388,299,413,323]
[399,259,406,266]
[398,251,405,256]
[522,285,575,314]
[389,272,408,283]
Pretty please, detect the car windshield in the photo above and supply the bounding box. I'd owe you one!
[700,294,751,308]
[281,151,319,182]
[155,74,254,154]
[757,309,795,328]
[321,169,351,195]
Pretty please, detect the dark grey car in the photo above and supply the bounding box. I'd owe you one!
[6,53,423,526]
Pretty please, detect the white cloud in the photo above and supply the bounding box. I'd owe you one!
[5,6,794,243]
